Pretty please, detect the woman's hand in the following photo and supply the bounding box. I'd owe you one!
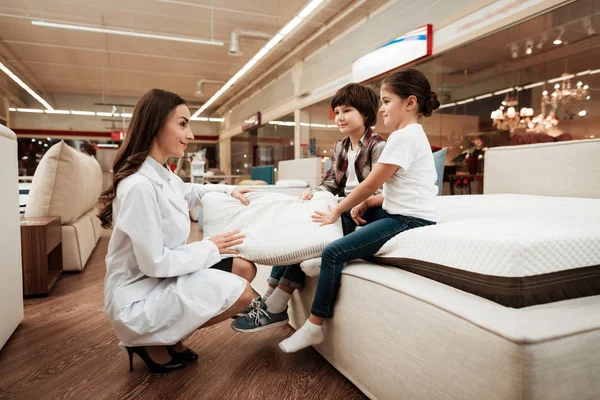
[208,230,245,255]
[231,187,253,205]
[350,201,368,226]
[312,205,341,226]
[299,190,313,200]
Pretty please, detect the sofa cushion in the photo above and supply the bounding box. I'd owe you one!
[61,214,98,271]
[25,141,102,224]
[102,171,113,192]
[84,208,102,243]
[202,191,343,265]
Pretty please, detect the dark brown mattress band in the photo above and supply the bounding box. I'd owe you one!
[366,256,600,308]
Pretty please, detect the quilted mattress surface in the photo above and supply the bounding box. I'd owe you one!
[373,194,600,307]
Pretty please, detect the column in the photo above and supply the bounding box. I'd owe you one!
[219,137,231,175]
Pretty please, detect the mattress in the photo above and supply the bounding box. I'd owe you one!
[372,194,600,307]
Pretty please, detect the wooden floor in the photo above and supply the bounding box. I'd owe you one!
[0,225,366,400]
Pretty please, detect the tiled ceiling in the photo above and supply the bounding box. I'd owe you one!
[0,0,389,113]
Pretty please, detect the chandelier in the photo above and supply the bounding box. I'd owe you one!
[524,113,559,134]
[490,96,536,132]
[542,73,589,112]
[489,71,590,135]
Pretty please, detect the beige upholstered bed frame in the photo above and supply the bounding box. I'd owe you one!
[484,138,600,198]
[251,139,600,400]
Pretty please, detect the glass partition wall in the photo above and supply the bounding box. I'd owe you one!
[299,0,599,193]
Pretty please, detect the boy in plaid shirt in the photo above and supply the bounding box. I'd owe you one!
[232,83,386,332]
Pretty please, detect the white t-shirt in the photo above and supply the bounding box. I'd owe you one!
[377,123,438,222]
[344,148,359,195]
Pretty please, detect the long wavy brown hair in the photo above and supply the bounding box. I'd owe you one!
[98,88,187,229]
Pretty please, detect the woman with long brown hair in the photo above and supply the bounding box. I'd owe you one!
[99,88,256,373]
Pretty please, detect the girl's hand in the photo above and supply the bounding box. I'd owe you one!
[208,230,245,255]
[231,187,253,205]
[312,205,341,226]
[350,201,368,225]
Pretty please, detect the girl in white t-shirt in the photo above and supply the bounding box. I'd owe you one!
[279,68,440,353]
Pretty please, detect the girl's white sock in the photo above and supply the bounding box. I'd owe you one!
[278,319,324,353]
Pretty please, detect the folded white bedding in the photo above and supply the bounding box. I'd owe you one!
[202,191,343,265]
[375,194,600,277]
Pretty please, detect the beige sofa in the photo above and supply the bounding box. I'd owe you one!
[95,148,117,192]
[25,141,103,271]
[251,139,600,400]
[0,126,24,350]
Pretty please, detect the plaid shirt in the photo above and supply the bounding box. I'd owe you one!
[314,128,386,196]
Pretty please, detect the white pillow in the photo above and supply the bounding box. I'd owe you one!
[202,191,343,265]
[300,257,321,277]
[275,179,309,187]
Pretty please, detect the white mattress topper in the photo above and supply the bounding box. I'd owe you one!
[375,194,600,277]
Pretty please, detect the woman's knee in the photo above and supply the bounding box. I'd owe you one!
[232,258,257,281]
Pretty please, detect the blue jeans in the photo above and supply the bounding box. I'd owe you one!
[268,211,359,290]
[311,207,435,318]
[268,263,305,290]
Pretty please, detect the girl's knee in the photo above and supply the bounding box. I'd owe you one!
[322,243,341,260]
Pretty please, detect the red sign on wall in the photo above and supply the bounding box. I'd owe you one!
[110,130,125,141]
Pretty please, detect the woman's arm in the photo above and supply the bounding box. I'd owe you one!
[181,182,234,209]
[179,178,251,208]
[118,182,223,277]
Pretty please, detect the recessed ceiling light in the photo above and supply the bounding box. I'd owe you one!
[0,61,54,110]
[31,20,223,46]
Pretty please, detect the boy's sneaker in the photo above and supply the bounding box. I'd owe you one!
[232,296,262,319]
[231,300,289,332]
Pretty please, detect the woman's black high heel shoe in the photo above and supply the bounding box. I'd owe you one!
[126,346,186,373]
[167,346,199,363]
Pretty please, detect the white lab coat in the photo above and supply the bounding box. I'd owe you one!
[104,157,246,346]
